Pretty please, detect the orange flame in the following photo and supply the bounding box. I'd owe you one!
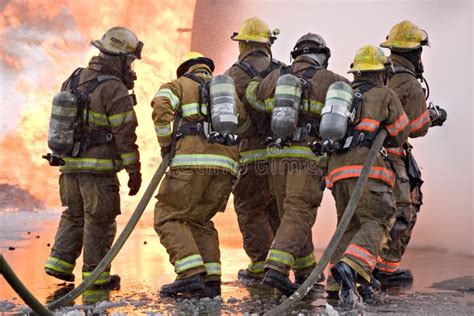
[0,0,197,208]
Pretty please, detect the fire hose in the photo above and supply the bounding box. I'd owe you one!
[266,129,388,315]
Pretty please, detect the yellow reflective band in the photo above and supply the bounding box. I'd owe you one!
[120,151,139,166]
[82,271,111,285]
[267,146,324,161]
[52,104,76,117]
[108,110,136,128]
[181,103,208,117]
[204,262,222,275]
[155,123,172,137]
[240,148,268,164]
[267,249,295,267]
[248,261,265,273]
[293,253,316,270]
[275,84,302,97]
[155,88,180,110]
[60,157,122,172]
[175,254,204,273]
[235,117,251,135]
[85,111,108,126]
[83,289,108,304]
[325,89,353,103]
[171,154,239,175]
[44,256,75,274]
[308,100,324,115]
[264,98,275,112]
[245,81,266,112]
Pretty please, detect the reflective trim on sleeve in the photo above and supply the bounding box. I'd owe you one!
[247,261,265,273]
[60,157,122,172]
[245,81,266,112]
[355,118,380,133]
[410,110,431,133]
[267,146,322,161]
[155,88,180,110]
[44,256,75,274]
[240,148,269,164]
[344,244,377,270]
[325,165,395,188]
[204,262,222,275]
[293,253,317,270]
[108,110,136,128]
[266,249,295,268]
[85,111,108,126]
[376,256,400,273]
[264,98,275,112]
[386,112,409,136]
[386,147,405,157]
[175,254,204,273]
[82,271,111,285]
[171,154,239,175]
[155,123,172,137]
[120,151,139,166]
[181,102,208,117]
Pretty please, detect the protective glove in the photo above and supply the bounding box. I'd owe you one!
[127,172,142,196]
[428,106,447,127]
[161,146,172,158]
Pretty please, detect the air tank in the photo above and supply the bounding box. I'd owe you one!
[271,74,302,139]
[209,75,238,135]
[319,81,354,141]
[48,91,78,155]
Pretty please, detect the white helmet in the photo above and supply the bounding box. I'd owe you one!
[91,26,143,59]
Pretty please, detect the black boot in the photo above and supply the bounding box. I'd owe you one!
[331,262,360,306]
[237,269,265,281]
[45,268,75,282]
[96,274,121,290]
[358,276,381,299]
[159,274,203,297]
[295,272,326,292]
[201,281,221,298]
[263,269,296,294]
[373,268,414,287]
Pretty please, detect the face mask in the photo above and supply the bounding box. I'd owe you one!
[121,57,137,90]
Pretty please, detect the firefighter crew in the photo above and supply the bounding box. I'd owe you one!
[224,16,284,281]
[374,20,447,286]
[327,45,410,304]
[44,27,143,286]
[151,52,251,297]
[245,33,348,293]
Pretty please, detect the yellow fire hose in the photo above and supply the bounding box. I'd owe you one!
[266,129,388,315]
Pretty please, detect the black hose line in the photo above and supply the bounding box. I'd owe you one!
[266,129,388,315]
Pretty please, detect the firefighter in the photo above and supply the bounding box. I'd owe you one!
[374,20,447,286]
[224,16,283,281]
[44,27,143,286]
[327,45,410,304]
[152,52,251,297]
[245,33,348,293]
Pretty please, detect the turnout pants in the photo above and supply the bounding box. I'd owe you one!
[154,168,233,282]
[265,158,324,278]
[233,161,280,274]
[45,173,120,285]
[330,178,396,283]
[377,159,418,273]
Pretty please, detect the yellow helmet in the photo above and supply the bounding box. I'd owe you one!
[231,16,279,44]
[91,26,143,59]
[348,45,389,73]
[380,20,429,51]
[176,51,215,77]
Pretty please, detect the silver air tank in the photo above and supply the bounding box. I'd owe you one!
[48,91,78,155]
[319,81,354,141]
[209,75,238,135]
[271,74,302,139]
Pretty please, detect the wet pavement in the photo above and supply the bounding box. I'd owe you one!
[1,210,473,315]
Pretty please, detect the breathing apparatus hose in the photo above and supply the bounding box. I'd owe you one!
[266,129,388,316]
[0,254,55,315]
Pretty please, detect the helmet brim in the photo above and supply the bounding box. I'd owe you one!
[176,57,215,77]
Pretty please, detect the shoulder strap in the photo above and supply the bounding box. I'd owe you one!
[356,82,376,94]
[183,72,207,85]
[70,68,84,90]
[233,61,260,78]
[391,66,417,79]
[83,74,121,95]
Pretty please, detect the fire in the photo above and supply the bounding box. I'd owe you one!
[0,0,197,209]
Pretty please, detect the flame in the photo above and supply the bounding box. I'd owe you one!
[0,0,197,208]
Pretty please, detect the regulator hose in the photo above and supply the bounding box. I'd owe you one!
[1,254,55,315]
[47,152,173,310]
[266,129,388,315]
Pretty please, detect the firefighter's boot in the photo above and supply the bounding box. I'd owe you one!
[238,269,265,282]
[159,274,204,297]
[373,268,414,287]
[45,268,75,282]
[295,272,326,293]
[331,262,360,306]
[358,276,381,299]
[263,269,296,294]
[201,281,221,298]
